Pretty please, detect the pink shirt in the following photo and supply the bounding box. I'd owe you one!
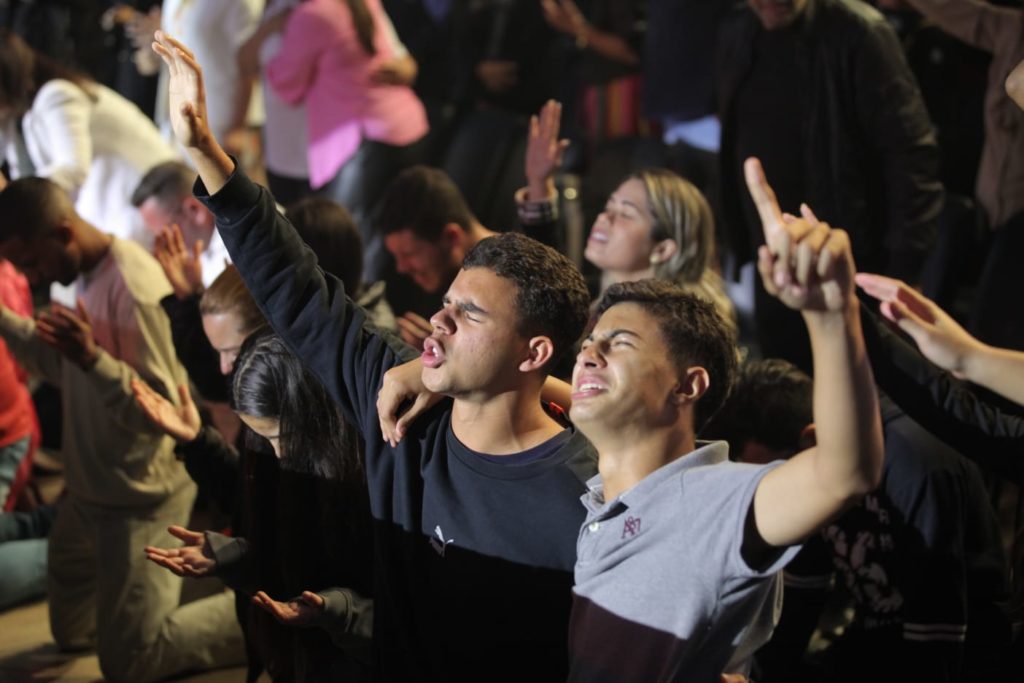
[266,0,429,189]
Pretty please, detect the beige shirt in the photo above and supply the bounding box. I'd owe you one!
[906,0,1024,228]
[0,238,190,507]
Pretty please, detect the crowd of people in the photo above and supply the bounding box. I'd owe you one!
[0,0,1021,681]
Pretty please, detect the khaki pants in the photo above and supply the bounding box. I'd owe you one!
[47,482,245,682]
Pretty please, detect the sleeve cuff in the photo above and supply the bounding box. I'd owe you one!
[193,157,263,224]
[205,530,249,570]
[515,186,559,225]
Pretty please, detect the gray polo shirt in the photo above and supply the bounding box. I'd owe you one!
[569,441,800,682]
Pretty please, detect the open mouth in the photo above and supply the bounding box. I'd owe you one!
[422,337,446,369]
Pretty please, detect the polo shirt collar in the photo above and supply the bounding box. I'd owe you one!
[583,441,730,514]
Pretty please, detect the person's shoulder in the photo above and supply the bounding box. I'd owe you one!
[108,238,173,305]
[33,79,91,109]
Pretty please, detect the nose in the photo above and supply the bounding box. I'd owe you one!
[575,341,605,368]
[428,306,454,335]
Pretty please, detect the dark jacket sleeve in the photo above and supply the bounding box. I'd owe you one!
[194,169,417,438]
[160,293,229,403]
[860,302,1024,484]
[852,16,944,281]
[205,530,252,593]
[176,425,240,518]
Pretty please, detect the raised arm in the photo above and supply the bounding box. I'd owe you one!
[857,272,1024,407]
[744,158,884,549]
[152,32,416,433]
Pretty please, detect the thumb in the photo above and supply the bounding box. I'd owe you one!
[167,525,203,544]
[193,239,205,260]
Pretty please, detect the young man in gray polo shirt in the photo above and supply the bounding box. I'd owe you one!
[565,158,885,681]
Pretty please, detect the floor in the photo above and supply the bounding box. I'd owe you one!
[0,598,250,683]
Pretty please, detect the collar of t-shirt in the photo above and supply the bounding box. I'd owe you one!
[471,428,573,466]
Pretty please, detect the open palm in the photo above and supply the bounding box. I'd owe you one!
[152,31,211,150]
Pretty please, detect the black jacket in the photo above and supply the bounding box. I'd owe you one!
[717,0,944,281]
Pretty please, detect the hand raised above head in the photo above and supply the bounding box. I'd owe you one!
[152,31,213,151]
[525,100,570,200]
[745,157,855,314]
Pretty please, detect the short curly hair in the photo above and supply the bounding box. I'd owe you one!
[462,232,590,372]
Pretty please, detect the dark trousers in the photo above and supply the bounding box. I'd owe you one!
[320,138,425,282]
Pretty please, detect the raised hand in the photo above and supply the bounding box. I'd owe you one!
[1007,58,1024,111]
[152,31,213,151]
[745,157,854,314]
[132,379,202,443]
[154,223,204,299]
[525,100,570,201]
[855,272,984,377]
[252,590,324,627]
[376,358,442,447]
[144,525,217,578]
[36,299,99,369]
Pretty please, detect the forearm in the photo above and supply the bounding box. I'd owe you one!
[315,587,374,649]
[805,302,884,498]
[177,426,240,516]
[962,344,1024,406]
[186,138,235,197]
[577,25,639,66]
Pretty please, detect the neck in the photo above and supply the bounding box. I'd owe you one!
[464,221,497,249]
[77,222,113,274]
[599,266,656,294]
[450,383,563,455]
[593,423,696,501]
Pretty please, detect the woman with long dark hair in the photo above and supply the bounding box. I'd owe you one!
[0,29,176,248]
[134,276,374,681]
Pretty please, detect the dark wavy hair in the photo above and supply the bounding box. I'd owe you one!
[231,331,362,482]
[462,232,590,372]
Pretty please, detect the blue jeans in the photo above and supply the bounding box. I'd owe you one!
[0,435,31,508]
[0,503,56,610]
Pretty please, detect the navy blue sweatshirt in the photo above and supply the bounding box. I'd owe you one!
[197,169,597,682]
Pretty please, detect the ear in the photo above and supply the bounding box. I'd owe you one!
[518,335,555,374]
[673,365,710,406]
[440,223,464,249]
[183,196,210,225]
[53,219,75,245]
[649,238,678,266]
[797,423,817,451]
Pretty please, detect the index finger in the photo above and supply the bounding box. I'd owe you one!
[743,157,785,244]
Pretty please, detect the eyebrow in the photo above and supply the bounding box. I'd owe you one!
[442,295,489,317]
[586,328,642,343]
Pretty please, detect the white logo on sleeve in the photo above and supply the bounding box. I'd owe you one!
[429,525,455,557]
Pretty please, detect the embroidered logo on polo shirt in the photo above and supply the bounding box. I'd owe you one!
[621,515,642,539]
[430,525,455,557]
